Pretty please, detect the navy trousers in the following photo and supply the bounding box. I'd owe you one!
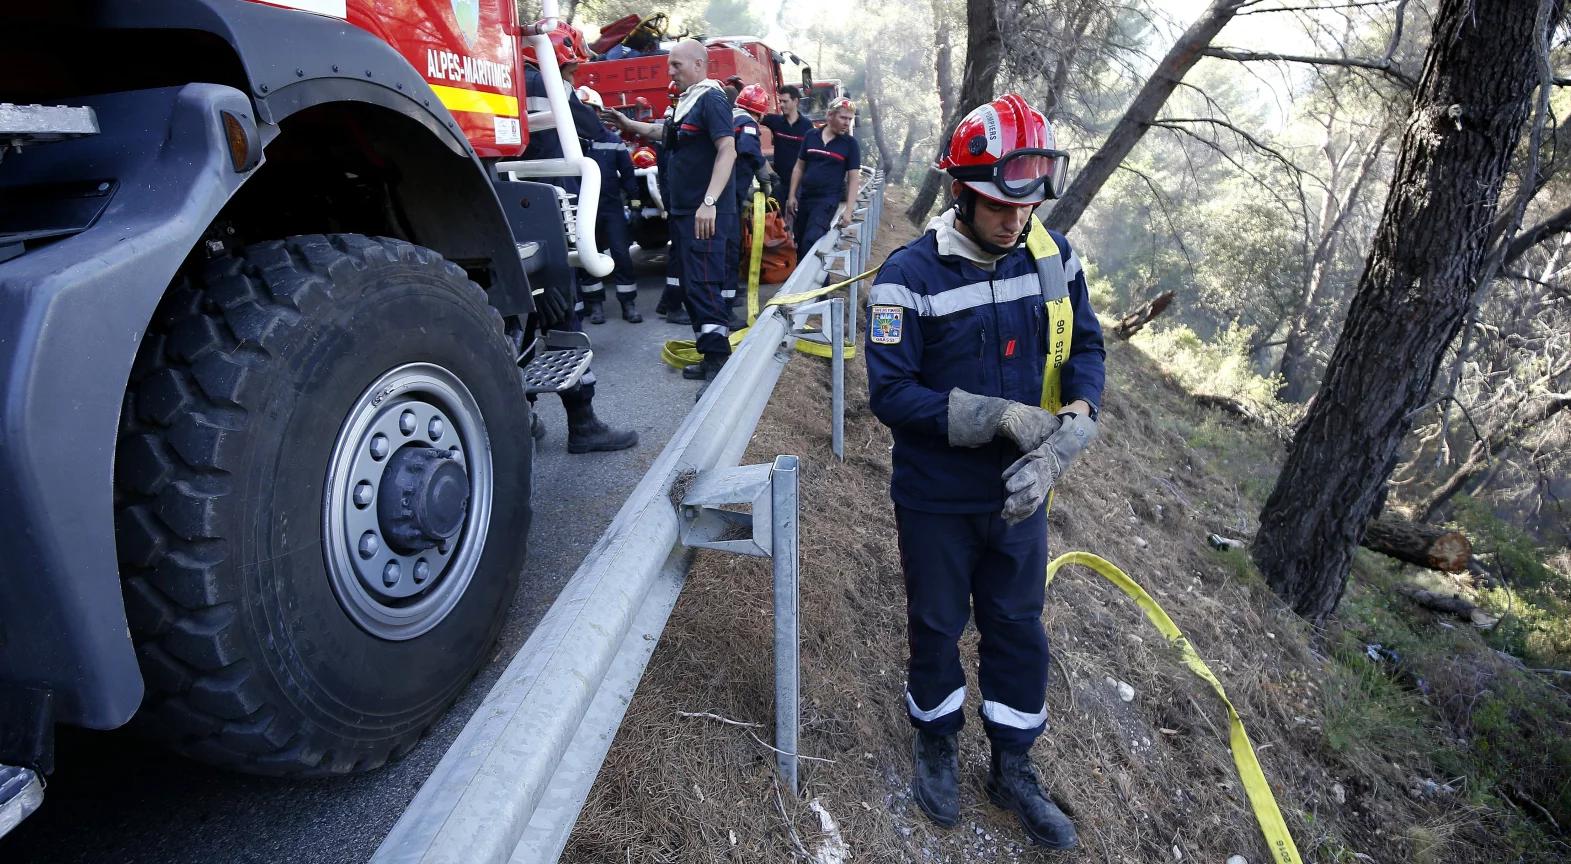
[670,212,734,359]
[578,204,638,304]
[794,194,839,259]
[896,504,1051,752]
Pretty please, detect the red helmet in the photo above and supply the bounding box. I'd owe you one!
[631,145,658,169]
[938,93,1068,205]
[522,21,591,68]
[735,83,769,115]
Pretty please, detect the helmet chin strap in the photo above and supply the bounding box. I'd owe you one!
[954,188,1030,256]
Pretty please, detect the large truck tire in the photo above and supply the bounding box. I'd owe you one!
[114,235,532,776]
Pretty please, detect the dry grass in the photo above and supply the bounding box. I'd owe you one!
[560,189,1564,863]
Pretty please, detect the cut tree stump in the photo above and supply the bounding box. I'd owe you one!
[1111,291,1175,340]
[1362,517,1472,573]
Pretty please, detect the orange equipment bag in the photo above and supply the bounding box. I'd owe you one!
[742,198,797,284]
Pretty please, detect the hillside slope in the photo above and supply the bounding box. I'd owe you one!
[561,193,1570,864]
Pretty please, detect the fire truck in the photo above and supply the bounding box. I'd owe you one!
[0,0,604,835]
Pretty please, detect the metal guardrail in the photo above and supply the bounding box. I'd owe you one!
[372,172,885,864]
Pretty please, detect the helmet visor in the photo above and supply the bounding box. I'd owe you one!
[996,148,1070,199]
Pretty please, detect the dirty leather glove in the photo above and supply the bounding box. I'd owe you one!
[999,411,1099,525]
[947,389,1060,450]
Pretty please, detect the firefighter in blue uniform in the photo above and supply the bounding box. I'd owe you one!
[574,86,643,324]
[605,39,739,385]
[519,23,638,454]
[725,83,773,322]
[864,94,1105,850]
[787,97,860,260]
[761,85,813,191]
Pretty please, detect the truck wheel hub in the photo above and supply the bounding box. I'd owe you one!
[323,363,494,640]
[378,448,470,552]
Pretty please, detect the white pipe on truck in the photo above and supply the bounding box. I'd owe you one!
[504,1,613,278]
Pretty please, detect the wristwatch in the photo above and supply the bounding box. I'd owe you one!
[702,195,716,207]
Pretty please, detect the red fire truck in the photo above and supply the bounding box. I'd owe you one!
[0,0,604,835]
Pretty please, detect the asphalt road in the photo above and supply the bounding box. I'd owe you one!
[2,255,702,864]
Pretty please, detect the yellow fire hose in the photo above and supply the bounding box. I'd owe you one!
[1045,552,1302,863]
[660,192,878,369]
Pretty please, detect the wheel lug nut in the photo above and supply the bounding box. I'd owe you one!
[399,410,417,436]
[414,560,431,583]
[353,481,373,508]
[382,561,401,587]
[358,532,379,559]
[428,417,445,441]
[370,433,390,460]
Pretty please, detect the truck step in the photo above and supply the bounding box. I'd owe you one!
[520,330,593,395]
[0,764,44,840]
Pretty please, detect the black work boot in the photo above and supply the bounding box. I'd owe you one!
[912,731,960,828]
[564,400,637,454]
[586,300,606,325]
[665,306,691,325]
[529,412,546,442]
[619,296,644,323]
[682,353,727,381]
[986,748,1078,849]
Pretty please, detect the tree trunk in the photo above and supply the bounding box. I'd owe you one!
[1042,0,1249,234]
[1252,0,1557,624]
[893,120,921,185]
[864,50,897,174]
[1362,517,1472,572]
[1278,127,1390,402]
[906,0,1000,226]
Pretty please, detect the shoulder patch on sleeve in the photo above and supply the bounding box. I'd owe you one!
[870,305,904,344]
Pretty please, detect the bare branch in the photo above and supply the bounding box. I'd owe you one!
[1504,202,1571,267]
[1202,46,1418,87]
[1236,0,1395,15]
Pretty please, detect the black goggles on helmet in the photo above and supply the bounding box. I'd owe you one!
[947,148,1071,200]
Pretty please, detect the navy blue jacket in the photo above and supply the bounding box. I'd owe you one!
[762,112,813,181]
[665,88,736,216]
[865,228,1106,514]
[583,126,638,204]
[733,109,764,208]
[796,128,859,199]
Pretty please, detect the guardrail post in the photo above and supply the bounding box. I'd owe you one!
[770,455,800,796]
[829,298,845,461]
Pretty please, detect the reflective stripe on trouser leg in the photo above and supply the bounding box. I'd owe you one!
[907,686,965,723]
[672,213,733,358]
[973,505,1051,752]
[722,220,741,303]
[615,282,638,296]
[895,505,985,738]
[580,281,606,303]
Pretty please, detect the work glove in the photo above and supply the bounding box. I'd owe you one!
[947,389,1061,451]
[535,276,573,329]
[999,411,1098,525]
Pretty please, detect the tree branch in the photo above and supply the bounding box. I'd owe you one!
[1236,0,1396,15]
[1504,202,1571,267]
[1202,47,1418,87]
